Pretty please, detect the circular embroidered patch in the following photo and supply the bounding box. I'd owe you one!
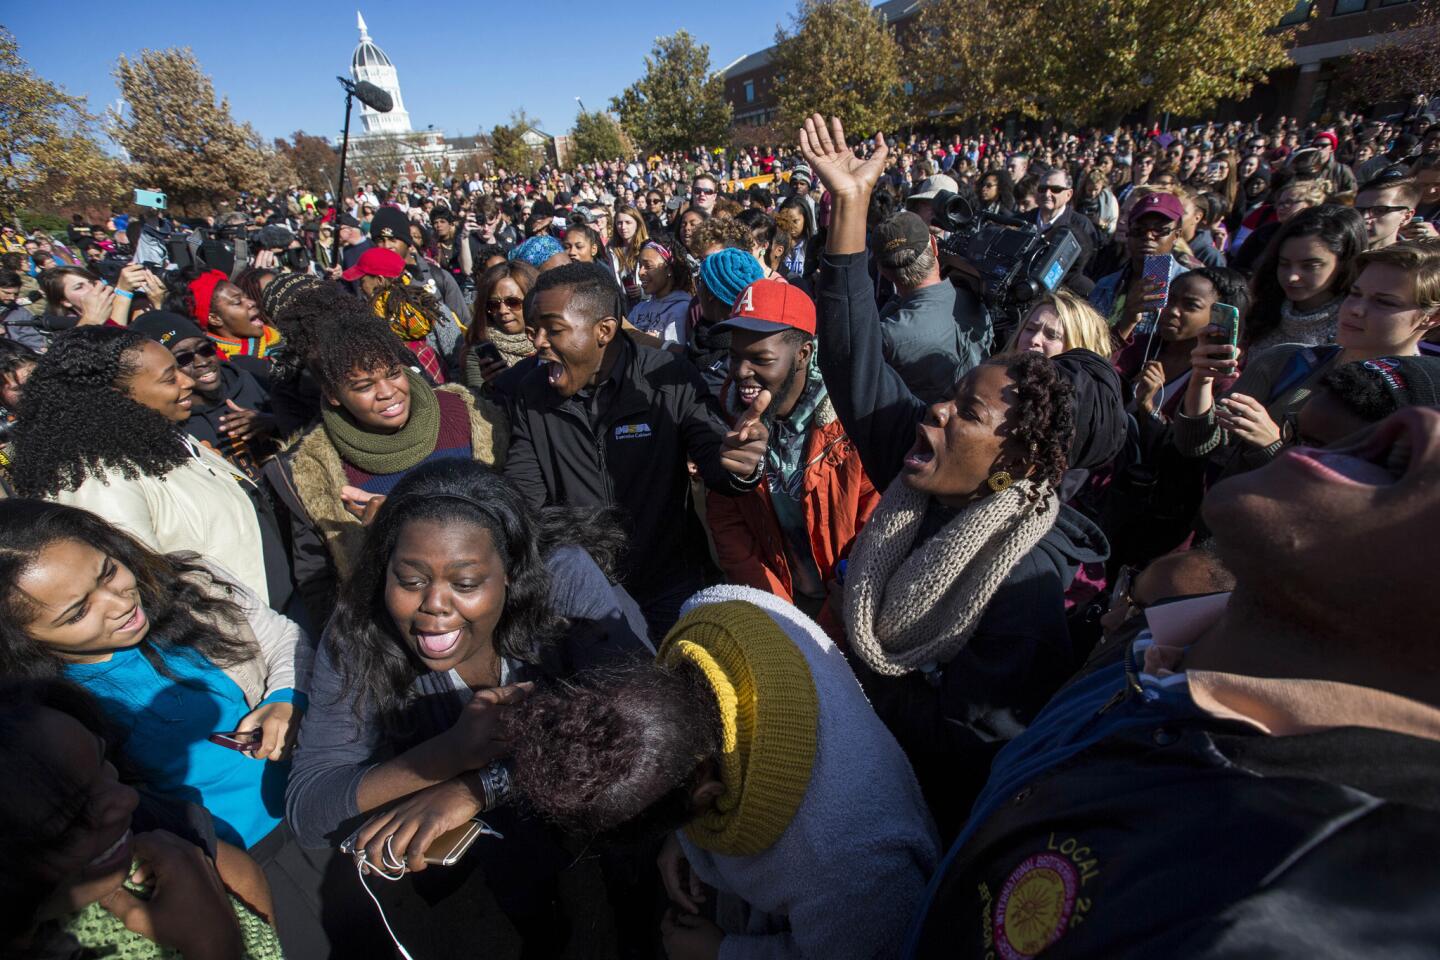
[993,852,1079,959]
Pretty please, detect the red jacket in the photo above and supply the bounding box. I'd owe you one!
[706,397,879,622]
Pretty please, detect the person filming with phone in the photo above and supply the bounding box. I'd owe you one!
[1089,191,1197,346]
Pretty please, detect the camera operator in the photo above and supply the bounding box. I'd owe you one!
[871,212,989,402]
[252,222,314,276]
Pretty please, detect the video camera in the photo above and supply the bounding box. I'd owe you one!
[929,189,1082,338]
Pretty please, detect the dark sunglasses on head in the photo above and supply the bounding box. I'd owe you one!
[174,341,218,368]
[487,296,524,313]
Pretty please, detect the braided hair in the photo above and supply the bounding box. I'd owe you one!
[10,328,190,496]
[994,351,1075,503]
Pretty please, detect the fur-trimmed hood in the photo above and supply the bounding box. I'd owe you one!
[284,384,507,579]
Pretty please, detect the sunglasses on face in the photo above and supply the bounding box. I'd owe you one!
[487,296,524,313]
[692,187,717,196]
[174,341,218,368]
[1038,184,1070,194]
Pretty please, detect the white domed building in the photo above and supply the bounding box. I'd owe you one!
[351,11,412,136]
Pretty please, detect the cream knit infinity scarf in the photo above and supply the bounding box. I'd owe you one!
[844,477,1059,677]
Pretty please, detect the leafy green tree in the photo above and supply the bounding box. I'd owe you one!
[568,110,630,166]
[611,31,731,152]
[0,27,126,219]
[490,109,545,176]
[908,0,1298,127]
[773,0,904,133]
[110,47,271,213]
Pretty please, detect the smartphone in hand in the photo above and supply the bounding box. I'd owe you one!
[208,729,262,752]
[1207,303,1240,348]
[1140,255,1174,308]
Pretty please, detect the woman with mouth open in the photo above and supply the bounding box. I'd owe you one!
[171,268,281,381]
[275,301,507,626]
[0,501,335,957]
[286,458,650,958]
[800,115,1127,839]
[0,678,285,960]
[8,327,279,611]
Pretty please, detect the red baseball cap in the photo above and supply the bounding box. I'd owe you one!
[715,279,816,336]
[341,246,406,282]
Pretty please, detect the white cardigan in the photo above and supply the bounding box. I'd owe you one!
[53,437,270,605]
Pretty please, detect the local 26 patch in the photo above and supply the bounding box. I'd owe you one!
[978,833,1100,959]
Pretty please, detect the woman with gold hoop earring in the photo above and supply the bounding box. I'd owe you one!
[798,111,1129,840]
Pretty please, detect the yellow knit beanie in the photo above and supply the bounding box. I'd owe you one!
[659,600,819,857]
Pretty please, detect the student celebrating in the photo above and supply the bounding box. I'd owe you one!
[503,261,768,637]
[799,114,1125,834]
[286,459,649,957]
[705,279,878,631]
[507,586,939,960]
[276,301,506,622]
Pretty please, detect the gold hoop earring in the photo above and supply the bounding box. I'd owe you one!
[987,471,1014,493]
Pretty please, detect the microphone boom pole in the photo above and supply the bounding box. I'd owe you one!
[330,78,394,271]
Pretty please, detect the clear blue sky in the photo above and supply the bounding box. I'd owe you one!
[6,2,795,145]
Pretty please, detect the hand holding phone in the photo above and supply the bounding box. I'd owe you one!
[208,729,262,752]
[1206,303,1240,348]
[1140,254,1174,308]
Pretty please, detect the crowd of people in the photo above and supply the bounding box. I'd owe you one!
[2,91,1440,960]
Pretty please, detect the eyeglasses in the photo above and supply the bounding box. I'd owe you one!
[1131,222,1177,238]
[486,296,524,313]
[692,186,717,196]
[1355,204,1411,219]
[173,341,218,369]
[1037,184,1070,194]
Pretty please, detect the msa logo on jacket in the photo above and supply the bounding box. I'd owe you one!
[979,833,1100,959]
[614,423,652,440]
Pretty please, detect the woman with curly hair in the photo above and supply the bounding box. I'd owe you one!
[344,247,464,385]
[463,260,538,393]
[0,501,337,956]
[273,301,507,623]
[9,327,286,609]
[286,459,648,957]
[800,115,1125,836]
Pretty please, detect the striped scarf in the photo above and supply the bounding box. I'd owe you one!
[210,324,281,361]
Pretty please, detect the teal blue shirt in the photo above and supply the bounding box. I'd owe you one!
[66,644,291,848]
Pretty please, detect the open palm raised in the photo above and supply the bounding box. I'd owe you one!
[798,114,889,198]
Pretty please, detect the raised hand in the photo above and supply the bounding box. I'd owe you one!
[798,114,889,199]
[720,388,771,479]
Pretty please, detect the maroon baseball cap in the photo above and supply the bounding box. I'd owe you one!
[1128,192,1185,225]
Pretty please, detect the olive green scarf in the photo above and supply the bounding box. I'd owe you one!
[321,369,441,475]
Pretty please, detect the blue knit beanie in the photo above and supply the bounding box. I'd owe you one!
[509,234,564,267]
[700,249,765,307]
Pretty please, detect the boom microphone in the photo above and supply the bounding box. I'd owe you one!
[353,81,394,113]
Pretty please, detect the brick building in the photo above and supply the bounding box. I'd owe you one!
[718,0,1425,129]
